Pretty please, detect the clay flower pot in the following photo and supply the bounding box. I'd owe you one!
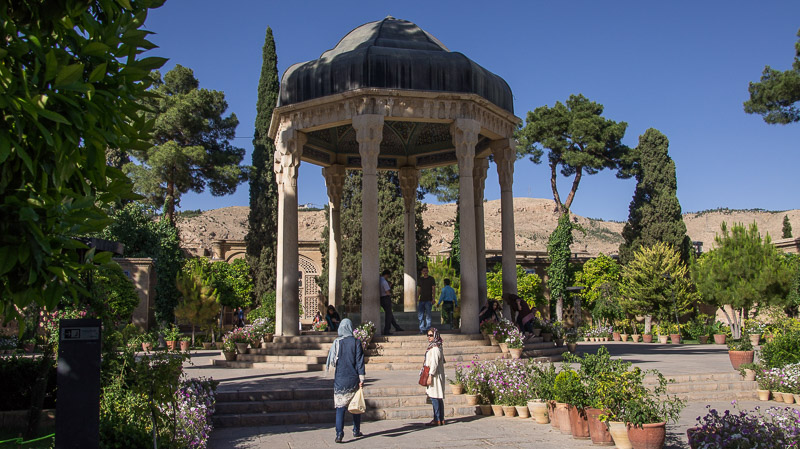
[222,351,236,361]
[549,402,559,428]
[568,405,590,440]
[757,389,770,401]
[479,404,492,415]
[215,342,224,349]
[631,334,641,342]
[180,341,190,351]
[748,333,761,346]
[567,343,577,353]
[627,422,666,449]
[555,403,571,434]
[585,408,614,446]
[687,426,700,449]
[621,334,629,342]
[658,335,669,344]
[488,335,499,346]
[728,350,754,370]
[612,332,621,341]
[541,333,553,342]
[450,383,464,394]
[202,342,212,349]
[642,334,653,343]
[743,369,756,381]
[515,405,530,418]
[491,404,504,416]
[502,405,517,417]
[465,394,479,405]
[528,400,549,424]
[608,421,632,449]
[669,334,681,344]
[713,334,727,345]
[532,328,542,337]
[773,392,784,402]
[783,393,795,404]
[235,342,248,354]
[141,342,153,351]
[698,335,709,344]
[263,333,274,343]
[166,341,176,350]
[498,342,509,353]
[509,348,523,359]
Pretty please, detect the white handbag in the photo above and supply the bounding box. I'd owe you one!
[348,387,366,414]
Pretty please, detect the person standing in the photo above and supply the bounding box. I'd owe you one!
[235,307,245,328]
[423,327,446,426]
[380,269,403,336]
[417,267,436,334]
[437,278,458,329]
[325,319,365,443]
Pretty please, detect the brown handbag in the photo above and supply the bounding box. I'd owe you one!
[418,365,430,386]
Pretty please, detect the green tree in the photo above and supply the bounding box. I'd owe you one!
[783,215,793,238]
[419,166,461,273]
[209,259,253,309]
[92,264,141,326]
[318,170,431,308]
[575,253,623,323]
[125,65,247,221]
[744,29,800,124]
[517,94,629,213]
[486,264,543,307]
[547,213,579,321]
[100,202,184,323]
[619,242,696,333]
[619,129,692,264]
[175,258,221,345]
[246,27,280,307]
[0,0,165,325]
[691,222,793,338]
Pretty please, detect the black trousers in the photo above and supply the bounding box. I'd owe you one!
[380,295,400,334]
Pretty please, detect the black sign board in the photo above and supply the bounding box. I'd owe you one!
[56,318,101,449]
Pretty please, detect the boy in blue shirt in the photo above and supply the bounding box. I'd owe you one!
[437,278,458,329]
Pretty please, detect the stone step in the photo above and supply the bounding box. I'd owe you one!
[274,335,337,344]
[258,342,332,350]
[678,390,759,402]
[211,359,325,370]
[643,371,742,384]
[522,347,569,357]
[236,354,328,363]
[372,334,486,343]
[249,348,330,356]
[366,345,500,356]
[666,380,757,394]
[216,394,469,415]
[365,352,504,364]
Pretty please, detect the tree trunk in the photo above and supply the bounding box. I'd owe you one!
[644,315,652,334]
[549,162,564,213]
[573,295,581,328]
[556,294,564,322]
[191,324,196,346]
[563,167,583,211]
[166,180,175,222]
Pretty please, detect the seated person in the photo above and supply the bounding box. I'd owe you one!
[478,299,503,326]
[313,312,323,324]
[507,293,536,337]
[325,305,341,332]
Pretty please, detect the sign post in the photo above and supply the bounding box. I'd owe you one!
[56,318,101,449]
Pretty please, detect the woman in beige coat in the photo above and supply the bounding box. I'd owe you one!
[424,327,446,426]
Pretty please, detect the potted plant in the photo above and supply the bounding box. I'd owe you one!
[744,319,765,347]
[727,338,754,370]
[164,324,180,350]
[620,372,685,449]
[507,328,524,359]
[221,338,237,361]
[226,326,256,354]
[553,369,588,437]
[353,321,375,350]
[481,320,499,345]
[201,333,213,350]
[250,317,275,346]
[755,368,772,401]
[179,335,191,351]
[137,332,154,352]
[642,324,654,343]
[312,320,328,332]
[710,321,728,345]
[565,328,579,353]
[667,323,681,344]
[738,362,758,382]
[450,363,465,394]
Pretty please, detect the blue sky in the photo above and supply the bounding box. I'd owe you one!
[144,1,800,222]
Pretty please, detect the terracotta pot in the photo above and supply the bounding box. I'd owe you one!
[658,335,669,344]
[465,394,479,406]
[783,392,795,404]
[567,343,577,353]
[728,350,754,370]
[585,408,614,446]
[621,334,629,342]
[747,333,760,346]
[555,403,571,434]
[222,351,236,361]
[491,404,504,416]
[757,389,770,401]
[687,426,700,449]
[627,422,666,449]
[568,405,590,439]
[499,342,509,353]
[612,332,621,341]
[698,335,709,344]
[215,342,224,349]
[509,348,523,359]
[180,341,190,351]
[450,383,464,394]
[608,421,632,449]
[743,369,756,381]
[713,334,727,345]
[642,334,653,343]
[773,391,784,402]
[141,342,153,351]
[532,328,542,337]
[166,341,176,350]
[263,333,274,343]
[528,400,549,424]
[584,337,590,342]
[261,342,269,349]
[554,338,564,347]
[488,335,499,346]
[794,394,800,404]
[202,342,212,349]
[631,334,641,342]
[515,405,530,418]
[502,405,517,417]
[541,333,553,342]
[479,404,492,416]
[235,342,248,354]
[669,334,681,344]
[549,402,559,428]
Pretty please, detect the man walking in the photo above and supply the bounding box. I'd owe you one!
[380,269,403,335]
[417,267,436,334]
[437,278,458,329]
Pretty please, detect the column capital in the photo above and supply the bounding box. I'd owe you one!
[473,157,489,202]
[322,164,346,209]
[492,140,515,192]
[353,114,384,173]
[399,166,418,211]
[274,125,306,187]
[451,118,480,174]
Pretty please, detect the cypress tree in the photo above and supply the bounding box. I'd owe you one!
[246,27,280,305]
[783,215,793,238]
[619,129,692,264]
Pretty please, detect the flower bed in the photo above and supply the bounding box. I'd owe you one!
[163,377,219,449]
[690,403,799,448]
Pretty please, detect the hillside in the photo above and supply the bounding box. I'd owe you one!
[175,199,800,258]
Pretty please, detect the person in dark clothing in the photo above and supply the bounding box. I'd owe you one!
[507,293,536,335]
[478,299,503,326]
[326,305,341,332]
[325,319,365,443]
[379,269,403,335]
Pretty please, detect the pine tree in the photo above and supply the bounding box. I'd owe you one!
[246,28,280,305]
[619,129,691,264]
[419,166,460,273]
[318,171,431,308]
[783,215,793,238]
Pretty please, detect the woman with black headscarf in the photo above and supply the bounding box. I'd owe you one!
[423,327,446,426]
[325,318,365,443]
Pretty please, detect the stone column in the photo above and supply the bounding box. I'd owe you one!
[473,158,489,308]
[353,114,384,327]
[494,141,517,319]
[452,118,481,334]
[274,125,305,336]
[323,164,345,308]
[399,166,418,312]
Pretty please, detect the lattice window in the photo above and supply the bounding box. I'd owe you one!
[299,256,321,320]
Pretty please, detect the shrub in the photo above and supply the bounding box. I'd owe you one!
[0,355,57,411]
[760,330,800,368]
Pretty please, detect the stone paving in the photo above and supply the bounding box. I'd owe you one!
[188,341,790,448]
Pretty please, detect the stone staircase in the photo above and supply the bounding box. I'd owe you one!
[213,384,481,428]
[645,371,758,402]
[212,332,569,370]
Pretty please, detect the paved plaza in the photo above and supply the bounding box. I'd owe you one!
[187,342,796,449]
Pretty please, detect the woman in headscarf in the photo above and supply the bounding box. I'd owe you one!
[423,327,446,426]
[325,318,365,443]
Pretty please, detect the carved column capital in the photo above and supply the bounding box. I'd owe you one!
[322,164,346,209]
[493,139,515,192]
[274,125,306,187]
[399,166,418,211]
[473,157,489,202]
[353,114,384,173]
[452,118,480,174]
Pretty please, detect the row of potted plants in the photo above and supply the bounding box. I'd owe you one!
[450,348,685,449]
[221,318,276,360]
[756,362,800,404]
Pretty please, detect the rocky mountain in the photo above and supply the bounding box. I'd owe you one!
[175,198,800,258]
